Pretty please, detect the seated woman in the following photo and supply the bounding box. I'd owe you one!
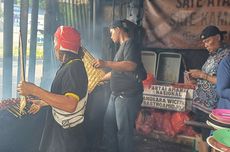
[188,25,230,152]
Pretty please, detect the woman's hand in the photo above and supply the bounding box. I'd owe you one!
[189,69,207,79]
[17,81,37,96]
[92,59,106,68]
[184,71,197,84]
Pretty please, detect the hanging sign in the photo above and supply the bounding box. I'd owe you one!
[142,85,193,111]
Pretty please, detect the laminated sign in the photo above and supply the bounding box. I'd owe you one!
[142,85,193,111]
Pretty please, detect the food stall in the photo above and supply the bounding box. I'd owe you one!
[0,0,230,151]
[136,50,199,150]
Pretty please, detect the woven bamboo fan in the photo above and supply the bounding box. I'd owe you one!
[82,47,106,93]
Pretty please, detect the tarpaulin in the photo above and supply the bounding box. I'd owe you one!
[142,0,230,49]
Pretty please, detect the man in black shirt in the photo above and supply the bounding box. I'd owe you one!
[17,26,88,152]
[93,19,145,152]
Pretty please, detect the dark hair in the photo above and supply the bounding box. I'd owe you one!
[62,47,84,63]
[110,19,129,33]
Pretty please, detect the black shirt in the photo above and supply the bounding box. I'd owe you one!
[51,58,88,100]
[110,39,143,94]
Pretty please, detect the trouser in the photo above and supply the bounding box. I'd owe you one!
[103,93,143,152]
[192,108,210,141]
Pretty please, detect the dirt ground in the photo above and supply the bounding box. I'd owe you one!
[96,133,195,152]
[134,135,194,152]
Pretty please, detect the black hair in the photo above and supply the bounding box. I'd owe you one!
[110,19,129,33]
[62,48,84,63]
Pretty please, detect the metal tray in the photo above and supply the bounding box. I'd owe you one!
[141,51,157,76]
[156,52,181,83]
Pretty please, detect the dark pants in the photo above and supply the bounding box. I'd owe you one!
[103,93,143,152]
[39,108,87,152]
[192,108,211,141]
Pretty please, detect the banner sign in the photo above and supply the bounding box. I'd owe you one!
[142,85,194,111]
[142,0,230,49]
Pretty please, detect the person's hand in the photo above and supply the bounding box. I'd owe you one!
[92,59,106,68]
[27,99,48,114]
[28,103,41,114]
[97,81,105,86]
[189,69,207,79]
[30,99,48,106]
[97,80,108,86]
[184,71,197,84]
[17,81,37,96]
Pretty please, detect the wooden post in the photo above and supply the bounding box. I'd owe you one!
[72,0,77,28]
[3,0,14,98]
[28,0,39,83]
[41,0,58,89]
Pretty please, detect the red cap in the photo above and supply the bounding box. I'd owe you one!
[54,26,81,53]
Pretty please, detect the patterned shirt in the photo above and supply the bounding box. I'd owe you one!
[193,43,230,114]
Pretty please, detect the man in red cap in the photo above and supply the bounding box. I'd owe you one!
[17,26,88,152]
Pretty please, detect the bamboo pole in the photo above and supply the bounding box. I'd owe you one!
[57,2,64,24]
[19,32,27,114]
[72,0,77,28]
[17,0,29,84]
[81,0,87,39]
[77,0,83,32]
[68,0,73,26]
[75,1,81,30]
[64,0,69,25]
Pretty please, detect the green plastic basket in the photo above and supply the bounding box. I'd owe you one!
[213,129,230,147]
